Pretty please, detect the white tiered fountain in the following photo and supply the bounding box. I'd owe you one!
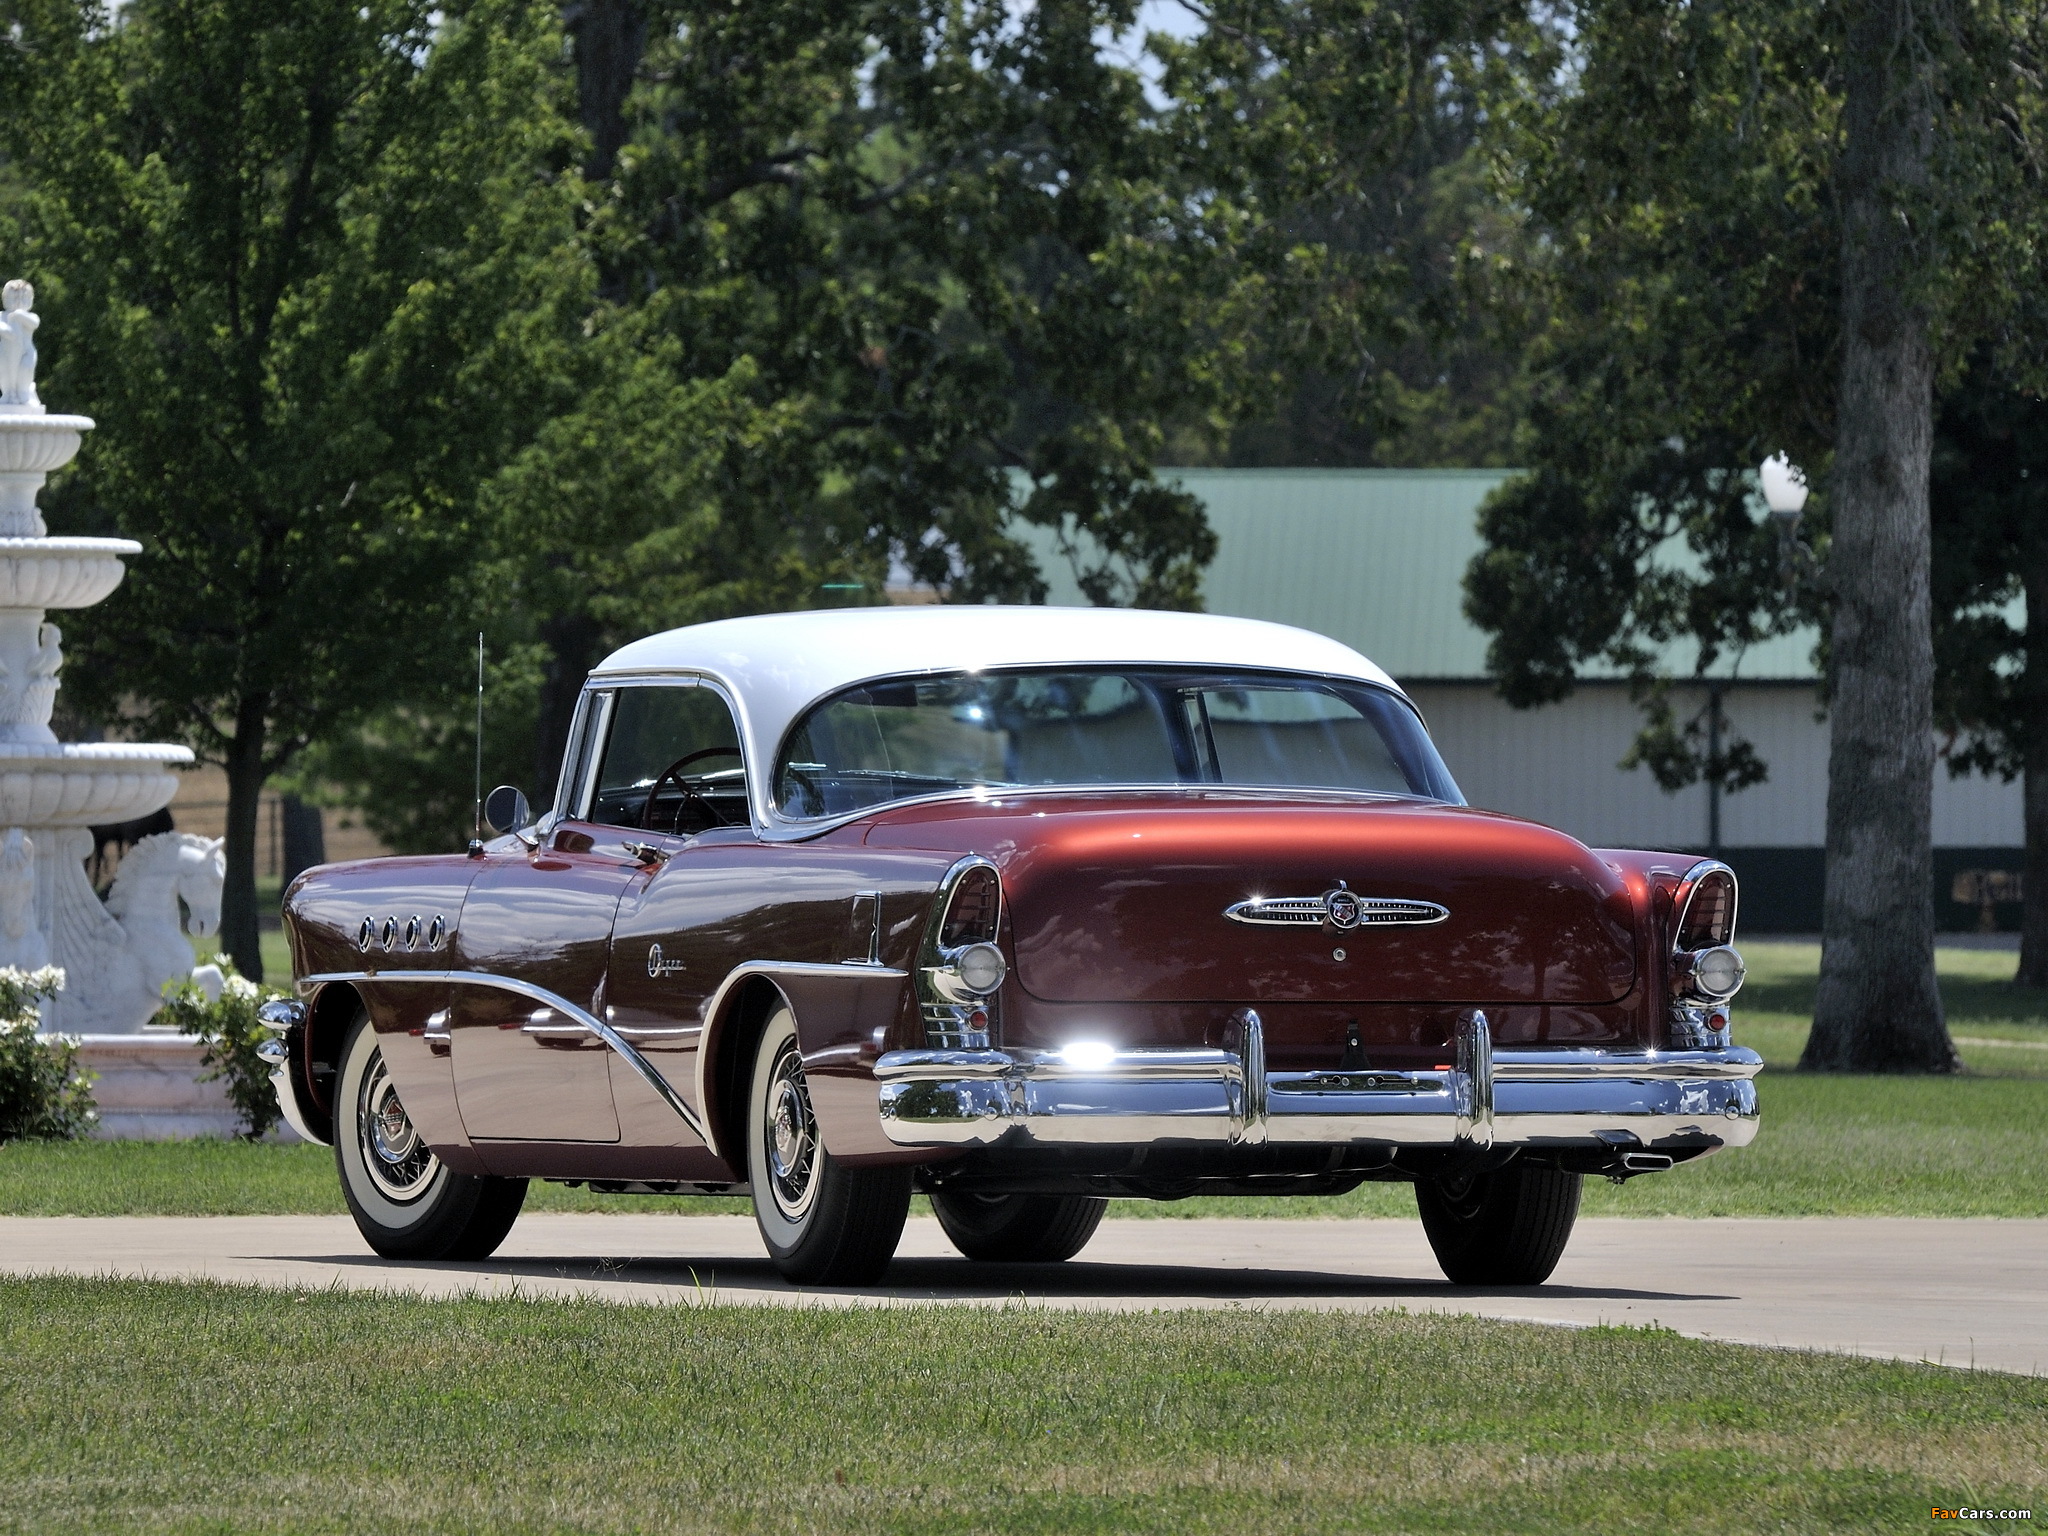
[0,278,226,1066]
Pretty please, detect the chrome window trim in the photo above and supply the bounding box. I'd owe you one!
[589,661,1450,843]
[574,674,760,834]
[763,662,1454,832]
[563,688,616,821]
[551,688,598,822]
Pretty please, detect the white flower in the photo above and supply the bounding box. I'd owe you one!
[224,975,259,1000]
[190,964,227,1004]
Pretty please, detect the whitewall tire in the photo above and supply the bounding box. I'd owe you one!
[747,1004,911,1285]
[335,1010,527,1261]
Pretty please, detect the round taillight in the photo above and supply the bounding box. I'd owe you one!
[1691,944,1746,1000]
[954,942,1007,996]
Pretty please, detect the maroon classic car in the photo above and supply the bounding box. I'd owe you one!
[261,606,1758,1286]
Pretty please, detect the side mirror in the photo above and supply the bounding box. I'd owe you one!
[484,784,532,836]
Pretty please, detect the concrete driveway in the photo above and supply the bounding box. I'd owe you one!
[3,1213,2042,1376]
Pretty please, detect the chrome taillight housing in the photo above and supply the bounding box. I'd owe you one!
[1669,860,1742,1044]
[918,858,1005,1048]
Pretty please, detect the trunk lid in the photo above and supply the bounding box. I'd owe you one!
[867,793,1638,1006]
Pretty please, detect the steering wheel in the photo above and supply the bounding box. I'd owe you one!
[639,746,744,833]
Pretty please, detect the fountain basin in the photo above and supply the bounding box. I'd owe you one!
[0,414,93,473]
[0,537,142,609]
[0,741,192,826]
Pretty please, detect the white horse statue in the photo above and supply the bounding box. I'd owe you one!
[52,830,225,1032]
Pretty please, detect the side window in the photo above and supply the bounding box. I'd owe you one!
[588,685,747,833]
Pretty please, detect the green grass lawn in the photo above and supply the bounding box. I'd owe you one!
[190,924,294,990]
[2,1277,2040,1535]
[7,942,2044,1220]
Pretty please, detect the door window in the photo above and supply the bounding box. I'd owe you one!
[588,685,747,833]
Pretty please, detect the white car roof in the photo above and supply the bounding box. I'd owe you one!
[588,605,1409,837]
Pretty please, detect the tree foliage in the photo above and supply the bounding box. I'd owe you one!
[325,0,1530,839]
[1158,1,1545,469]
[0,0,586,973]
[1463,0,2047,1063]
[1931,343,2048,986]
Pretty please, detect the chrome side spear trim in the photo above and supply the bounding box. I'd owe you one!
[299,969,707,1143]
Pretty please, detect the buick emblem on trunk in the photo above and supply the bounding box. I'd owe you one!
[1224,880,1448,930]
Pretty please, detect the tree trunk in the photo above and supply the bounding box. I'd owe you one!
[534,608,603,804]
[529,2,649,795]
[280,794,326,887]
[565,0,645,183]
[2020,557,2048,989]
[219,696,270,982]
[1802,0,1958,1072]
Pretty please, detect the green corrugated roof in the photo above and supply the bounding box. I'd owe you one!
[1016,467,1823,683]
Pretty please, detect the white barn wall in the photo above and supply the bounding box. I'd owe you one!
[1408,684,1710,848]
[1406,683,2022,852]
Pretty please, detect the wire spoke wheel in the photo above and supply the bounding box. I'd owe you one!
[746,1003,911,1285]
[334,1009,527,1261]
[358,1051,438,1202]
[763,1039,819,1223]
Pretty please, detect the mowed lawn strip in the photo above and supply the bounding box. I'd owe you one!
[5,943,2043,1219]
[3,1276,2042,1536]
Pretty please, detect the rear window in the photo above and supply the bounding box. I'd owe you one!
[776,667,1460,819]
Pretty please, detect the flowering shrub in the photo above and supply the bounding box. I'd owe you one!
[0,966,94,1142]
[162,960,286,1140]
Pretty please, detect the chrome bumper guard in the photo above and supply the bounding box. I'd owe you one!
[875,1011,1761,1153]
[255,998,329,1147]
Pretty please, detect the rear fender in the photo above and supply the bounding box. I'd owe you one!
[696,962,922,1169]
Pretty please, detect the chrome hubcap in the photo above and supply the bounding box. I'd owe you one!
[359,1051,437,1202]
[764,1042,818,1222]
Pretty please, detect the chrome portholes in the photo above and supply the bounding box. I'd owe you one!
[354,913,453,954]
[357,1049,438,1202]
[1225,880,1449,931]
[763,1037,819,1223]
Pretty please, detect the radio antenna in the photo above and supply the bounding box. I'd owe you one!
[470,632,485,852]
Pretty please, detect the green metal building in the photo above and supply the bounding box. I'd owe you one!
[1011,469,2023,932]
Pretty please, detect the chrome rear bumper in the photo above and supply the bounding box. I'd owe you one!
[875,1011,1760,1154]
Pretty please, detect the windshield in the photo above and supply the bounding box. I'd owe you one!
[775,668,1461,820]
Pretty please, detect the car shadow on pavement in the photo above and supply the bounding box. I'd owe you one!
[297,1250,1732,1304]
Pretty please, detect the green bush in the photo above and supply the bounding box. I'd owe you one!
[162,961,286,1141]
[0,967,94,1142]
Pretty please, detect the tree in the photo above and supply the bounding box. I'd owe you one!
[1,0,585,976]
[1156,2,1545,470]
[474,0,1285,790]
[1931,351,2048,988]
[1465,0,2045,1070]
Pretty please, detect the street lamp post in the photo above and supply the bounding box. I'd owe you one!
[1760,453,1812,599]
